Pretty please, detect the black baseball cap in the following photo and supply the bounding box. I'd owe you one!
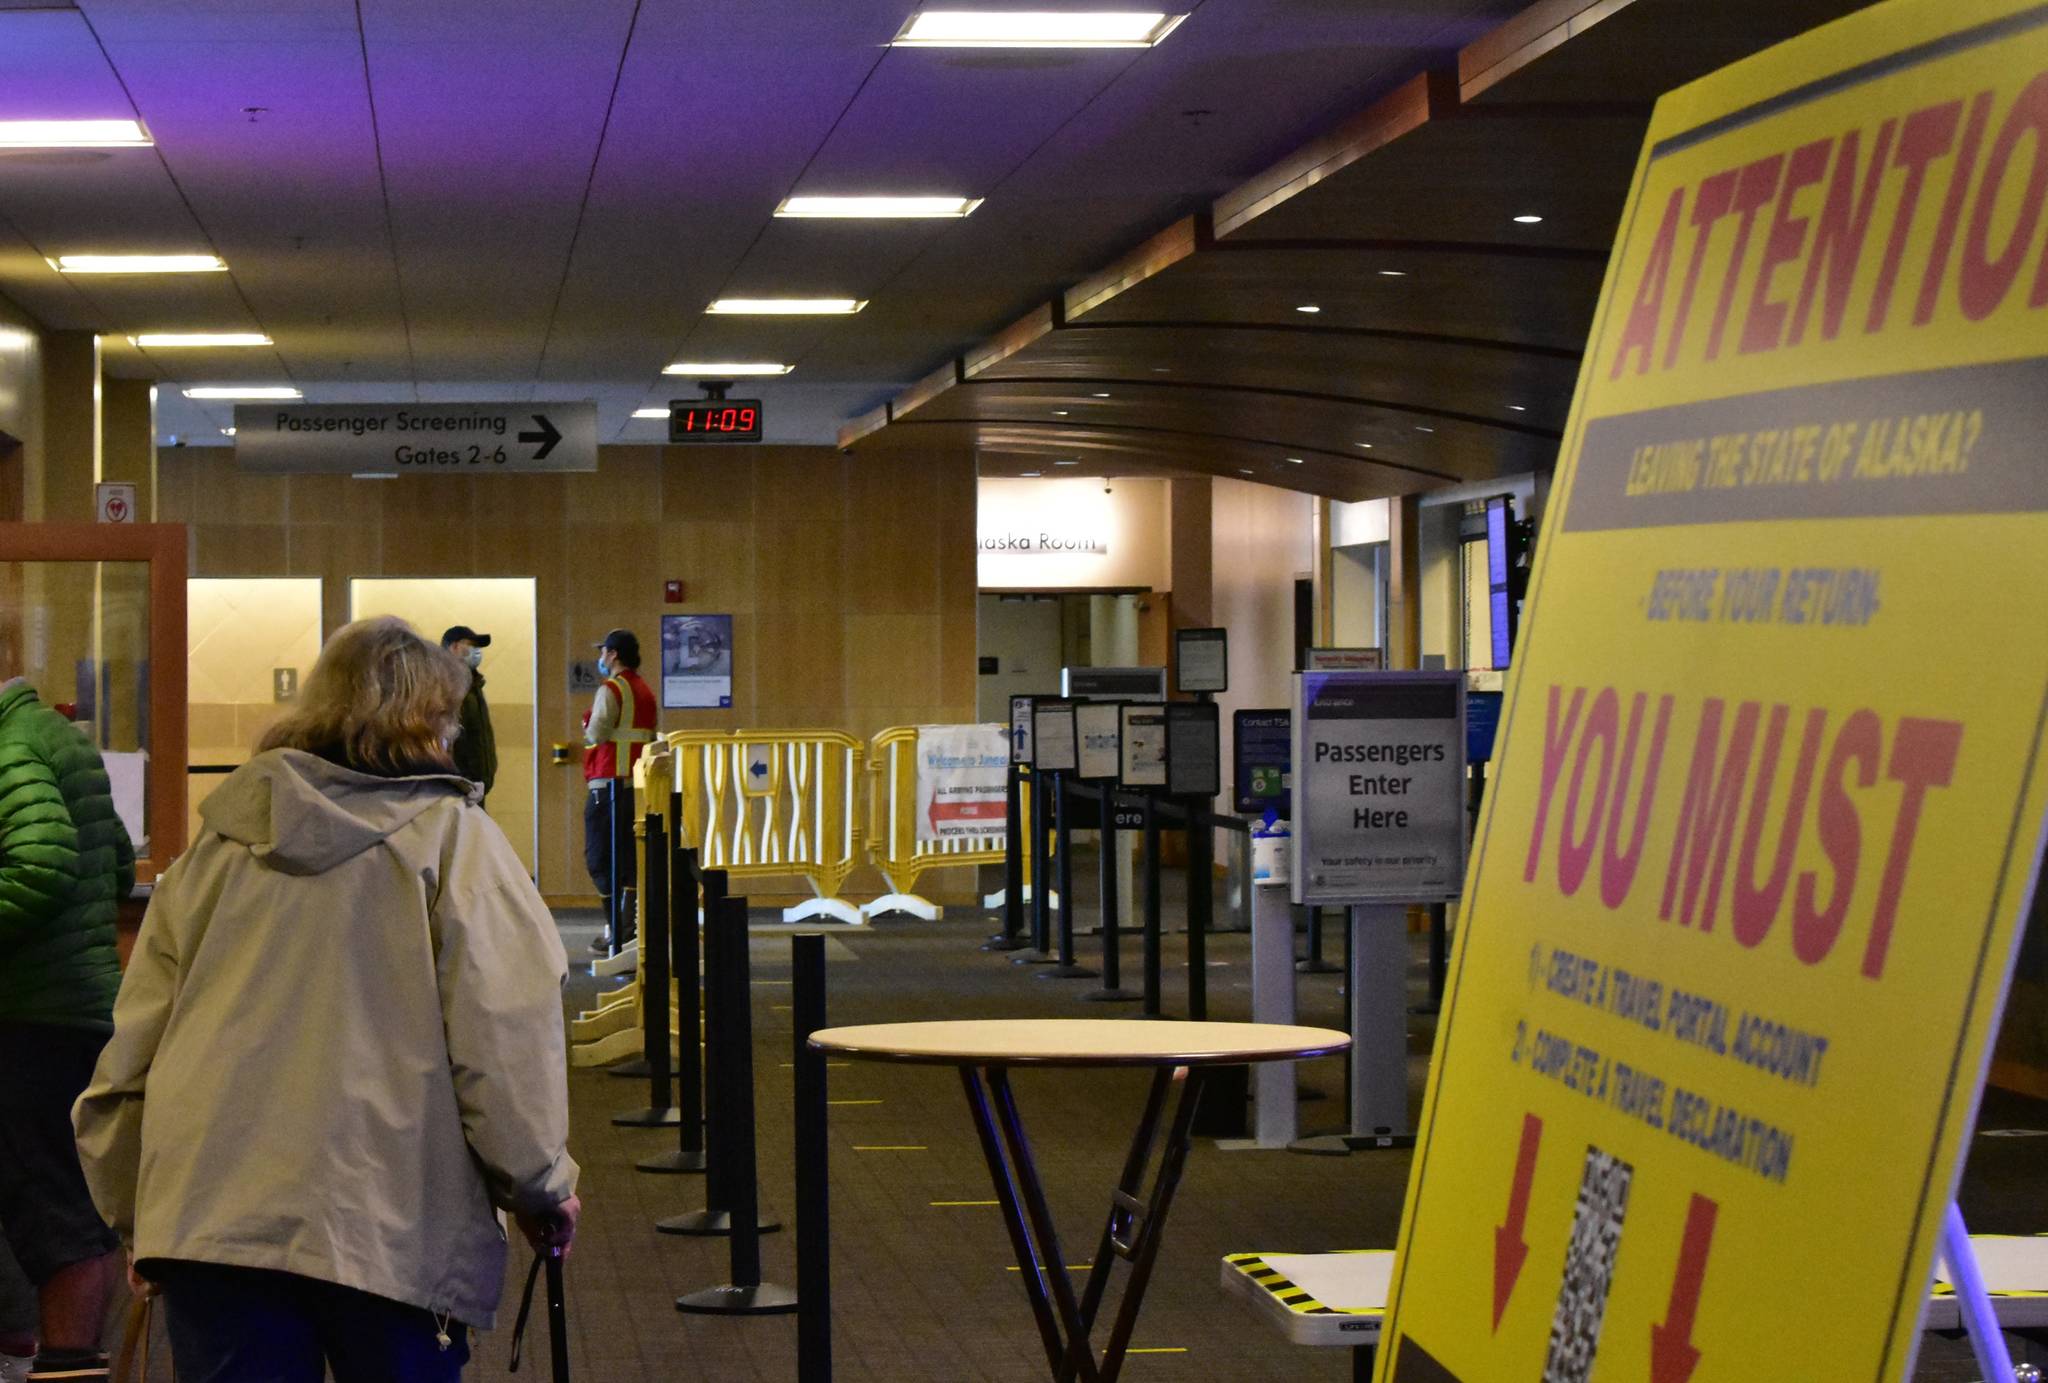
[595,628,640,661]
[441,625,492,648]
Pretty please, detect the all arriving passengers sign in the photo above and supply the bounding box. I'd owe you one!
[233,402,599,473]
[1379,1,2048,1379]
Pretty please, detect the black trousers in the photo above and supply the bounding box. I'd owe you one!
[583,785,613,899]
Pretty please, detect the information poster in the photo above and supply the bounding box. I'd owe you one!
[1292,672,1465,905]
[1032,701,1077,773]
[1165,701,1222,799]
[1121,705,1168,788]
[1010,695,1036,765]
[1176,627,1229,693]
[1075,701,1122,780]
[914,724,1011,843]
[1379,4,2048,1380]
[1235,709,1293,815]
[660,613,733,709]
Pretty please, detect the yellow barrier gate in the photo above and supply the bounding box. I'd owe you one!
[571,750,678,1066]
[863,723,1037,921]
[667,728,865,925]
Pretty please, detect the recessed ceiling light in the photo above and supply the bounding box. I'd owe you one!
[706,298,864,315]
[1415,425,1435,433]
[221,427,237,436]
[1020,470,1043,477]
[775,195,982,218]
[53,254,225,274]
[1376,269,1407,278]
[181,386,300,400]
[663,361,793,375]
[1507,404,1527,412]
[1514,214,1544,224]
[1054,459,1079,466]
[132,332,271,348]
[1091,392,1111,398]
[1295,304,1320,314]
[632,407,668,419]
[0,120,150,148]
[892,11,1187,48]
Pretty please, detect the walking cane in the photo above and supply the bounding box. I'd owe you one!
[509,1239,570,1381]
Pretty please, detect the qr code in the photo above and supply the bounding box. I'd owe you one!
[1542,1144,1634,1383]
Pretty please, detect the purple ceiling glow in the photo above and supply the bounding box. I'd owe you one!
[0,0,1530,446]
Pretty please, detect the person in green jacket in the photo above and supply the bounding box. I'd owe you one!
[440,627,497,805]
[0,677,133,1383]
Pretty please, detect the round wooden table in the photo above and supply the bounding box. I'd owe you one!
[810,1019,1349,1383]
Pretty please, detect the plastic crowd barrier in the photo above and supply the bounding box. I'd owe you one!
[572,753,677,1067]
[667,729,865,925]
[861,724,1031,921]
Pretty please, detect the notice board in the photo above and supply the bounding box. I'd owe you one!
[1379,3,2048,1379]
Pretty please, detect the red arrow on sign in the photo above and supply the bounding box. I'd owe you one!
[1650,1193,1719,1383]
[1492,1112,1542,1330]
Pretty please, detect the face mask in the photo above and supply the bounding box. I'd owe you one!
[596,653,613,678]
[464,647,483,670]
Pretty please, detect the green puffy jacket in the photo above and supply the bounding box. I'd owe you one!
[0,679,136,1030]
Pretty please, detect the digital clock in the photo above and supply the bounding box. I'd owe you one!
[669,399,763,444]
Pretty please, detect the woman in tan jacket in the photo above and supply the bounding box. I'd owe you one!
[73,617,579,1382]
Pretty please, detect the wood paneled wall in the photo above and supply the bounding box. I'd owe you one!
[157,445,980,901]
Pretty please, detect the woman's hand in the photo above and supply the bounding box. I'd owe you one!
[127,1255,160,1300]
[516,1195,580,1258]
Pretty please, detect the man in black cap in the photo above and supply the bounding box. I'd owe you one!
[441,626,497,804]
[582,629,657,950]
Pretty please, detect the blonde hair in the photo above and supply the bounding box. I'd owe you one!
[260,616,468,777]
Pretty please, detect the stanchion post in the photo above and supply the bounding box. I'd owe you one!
[793,933,832,1378]
[639,844,707,1174]
[1142,797,1163,1017]
[986,762,1026,951]
[608,776,637,954]
[1016,768,1055,965]
[612,812,678,1127]
[1187,804,1211,1021]
[675,896,797,1315]
[1083,794,1136,1002]
[1039,774,1097,980]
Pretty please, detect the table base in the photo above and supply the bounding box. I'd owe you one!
[961,1062,1209,1383]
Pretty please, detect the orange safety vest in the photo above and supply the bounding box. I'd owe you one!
[583,668,658,781]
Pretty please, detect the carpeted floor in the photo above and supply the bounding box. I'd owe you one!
[444,894,2048,1382]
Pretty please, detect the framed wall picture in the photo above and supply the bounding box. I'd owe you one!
[660,613,734,709]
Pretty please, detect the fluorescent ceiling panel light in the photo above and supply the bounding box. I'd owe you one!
[1507,404,1527,412]
[1286,457,1304,464]
[1295,304,1320,314]
[1514,214,1545,224]
[182,386,300,400]
[0,119,150,148]
[1377,269,1407,277]
[53,254,225,274]
[1053,410,1069,416]
[775,195,982,219]
[1054,460,1079,466]
[663,361,793,375]
[132,332,271,348]
[1091,392,1111,398]
[893,11,1186,48]
[1415,425,1435,433]
[1020,470,1042,477]
[1238,468,1255,475]
[632,407,669,419]
[706,298,863,315]
[1356,442,1373,448]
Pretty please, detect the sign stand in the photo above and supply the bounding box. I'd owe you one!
[1248,877,1298,1147]
[1942,1203,2019,1383]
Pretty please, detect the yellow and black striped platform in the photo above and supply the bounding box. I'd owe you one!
[1218,1250,1393,1348]
[1924,1233,2048,1331]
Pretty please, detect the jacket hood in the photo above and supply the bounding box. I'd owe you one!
[201,748,479,875]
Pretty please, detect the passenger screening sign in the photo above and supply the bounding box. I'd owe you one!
[1380,3,2048,1381]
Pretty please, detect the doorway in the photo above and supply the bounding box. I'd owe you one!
[186,578,325,844]
[349,578,538,875]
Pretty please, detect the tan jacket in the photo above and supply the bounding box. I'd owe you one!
[74,749,577,1328]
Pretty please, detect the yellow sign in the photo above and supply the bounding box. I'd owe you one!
[1379,1,2048,1379]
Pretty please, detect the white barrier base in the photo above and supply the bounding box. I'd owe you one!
[782,896,867,926]
[592,942,638,977]
[863,892,941,922]
[982,885,1058,910]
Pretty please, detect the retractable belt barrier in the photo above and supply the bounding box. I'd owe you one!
[667,730,865,926]
[862,724,1035,921]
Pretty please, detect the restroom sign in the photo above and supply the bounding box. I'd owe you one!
[94,483,136,524]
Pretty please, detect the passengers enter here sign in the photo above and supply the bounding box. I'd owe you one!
[1379,2,2048,1380]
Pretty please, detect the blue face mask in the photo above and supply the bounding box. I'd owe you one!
[464,647,483,670]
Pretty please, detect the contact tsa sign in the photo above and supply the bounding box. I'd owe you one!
[1378,3,2048,1380]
